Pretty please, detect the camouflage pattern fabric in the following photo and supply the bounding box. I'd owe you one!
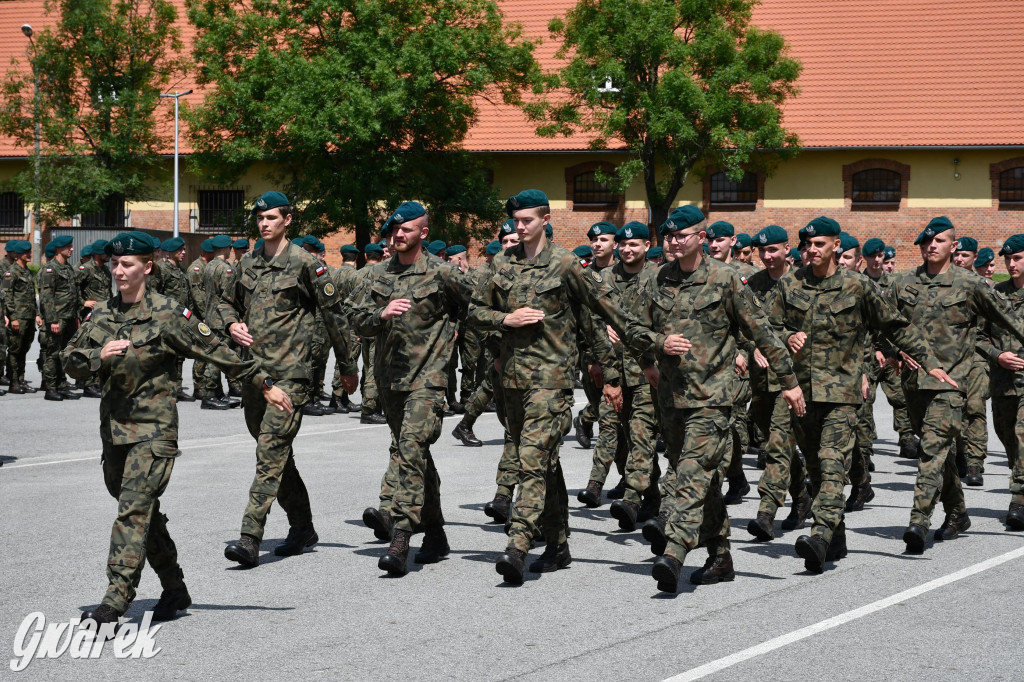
[991,397,1024,505]
[3,261,37,381]
[200,256,236,395]
[38,258,80,390]
[792,402,857,544]
[905,390,966,529]
[588,401,624,485]
[80,260,113,307]
[753,389,806,517]
[983,278,1024,499]
[621,383,660,506]
[957,362,990,469]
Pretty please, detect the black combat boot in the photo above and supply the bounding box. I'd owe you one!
[610,499,639,531]
[175,388,195,402]
[689,551,735,585]
[573,415,593,449]
[360,412,387,425]
[274,525,319,556]
[756,448,768,470]
[414,527,451,564]
[379,529,412,576]
[362,507,393,541]
[899,435,920,460]
[59,386,81,400]
[845,482,875,512]
[606,477,627,500]
[643,510,669,556]
[795,534,828,573]
[577,480,603,508]
[44,389,64,401]
[152,586,192,621]
[483,494,511,523]
[934,512,971,542]
[652,555,682,593]
[201,397,231,410]
[452,420,483,447]
[339,394,360,413]
[638,485,662,523]
[723,475,750,505]
[826,526,848,561]
[528,542,571,573]
[302,401,329,416]
[902,523,927,554]
[1008,504,1024,531]
[81,604,122,626]
[224,534,261,567]
[781,493,811,531]
[965,466,983,487]
[747,512,775,541]
[496,547,527,584]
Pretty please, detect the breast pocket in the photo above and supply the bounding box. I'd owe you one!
[272,276,301,312]
[411,281,441,320]
[370,281,394,307]
[940,291,970,328]
[131,325,165,374]
[532,279,564,315]
[828,294,860,335]
[692,292,727,332]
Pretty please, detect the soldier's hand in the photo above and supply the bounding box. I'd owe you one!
[927,368,959,389]
[381,298,412,321]
[643,365,660,389]
[606,324,620,345]
[782,385,806,417]
[900,351,922,371]
[503,307,545,327]
[84,300,97,308]
[787,331,807,353]
[862,373,870,399]
[10,319,19,332]
[998,352,1024,371]
[263,385,294,414]
[100,339,131,361]
[340,374,358,393]
[753,348,769,369]
[229,322,254,347]
[734,353,748,376]
[663,334,692,356]
[50,322,61,334]
[588,363,604,389]
[875,350,886,369]
[35,315,42,327]
[603,383,623,412]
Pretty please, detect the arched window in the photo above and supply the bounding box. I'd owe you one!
[709,171,758,209]
[851,169,902,206]
[572,170,618,206]
[0,191,25,235]
[998,167,1024,204]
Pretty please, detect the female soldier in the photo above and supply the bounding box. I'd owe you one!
[62,231,292,626]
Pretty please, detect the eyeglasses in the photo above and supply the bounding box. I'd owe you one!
[664,231,700,242]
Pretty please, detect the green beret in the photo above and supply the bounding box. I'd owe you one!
[837,232,860,255]
[616,221,650,242]
[587,221,618,239]
[51,235,73,249]
[706,221,735,239]
[884,246,896,261]
[81,244,93,257]
[253,238,264,250]
[497,219,516,238]
[789,247,802,264]
[44,241,55,259]
[545,223,553,239]
[4,240,18,253]
[572,245,593,260]
[914,216,954,245]
[647,246,664,259]
[300,234,317,246]
[340,244,360,255]
[427,240,446,255]
[91,239,109,254]
[975,247,995,266]
[445,244,467,257]
[956,236,978,253]
[233,238,250,249]
[755,225,788,246]
[999,235,1024,256]
[290,237,304,246]
[210,234,233,249]
[862,238,886,257]
[803,216,841,237]
[105,231,156,256]
[202,238,216,253]
[364,243,384,256]
[702,243,710,255]
[161,237,185,252]
[485,240,502,256]
[733,233,752,250]
[505,189,549,217]
[252,190,289,215]
[659,205,705,234]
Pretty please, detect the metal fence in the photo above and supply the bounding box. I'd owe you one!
[47,227,207,261]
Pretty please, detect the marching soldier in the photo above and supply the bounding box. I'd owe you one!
[3,240,38,394]
[38,235,82,400]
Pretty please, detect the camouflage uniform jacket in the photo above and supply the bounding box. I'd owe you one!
[469,241,627,391]
[769,266,937,404]
[746,266,790,393]
[594,260,656,387]
[38,258,80,324]
[201,256,235,332]
[893,265,1024,393]
[81,260,113,305]
[186,257,207,320]
[153,258,191,309]
[979,278,1024,397]
[351,250,473,391]
[218,241,357,382]
[1,261,37,320]
[627,255,796,409]
[62,289,268,445]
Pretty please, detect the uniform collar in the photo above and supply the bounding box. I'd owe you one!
[510,239,554,268]
[915,264,955,286]
[663,254,709,284]
[113,288,154,322]
[386,249,430,275]
[257,240,295,270]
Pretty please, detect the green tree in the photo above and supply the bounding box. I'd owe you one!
[185,0,538,246]
[0,0,186,224]
[527,0,801,232]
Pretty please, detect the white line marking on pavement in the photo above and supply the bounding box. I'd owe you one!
[2,424,386,470]
[664,545,1024,682]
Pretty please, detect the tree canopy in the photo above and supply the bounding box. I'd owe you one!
[527,0,802,232]
[185,0,539,246]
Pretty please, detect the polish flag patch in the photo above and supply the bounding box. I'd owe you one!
[85,312,91,321]
[45,268,53,273]
[193,266,200,271]
[182,308,192,319]
[315,265,327,276]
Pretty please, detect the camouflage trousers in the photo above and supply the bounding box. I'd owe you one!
[619,383,660,506]
[660,405,732,564]
[578,363,603,425]
[726,376,752,480]
[956,363,990,469]
[458,325,483,404]
[906,390,966,529]
[359,339,379,414]
[380,386,446,533]
[6,318,34,381]
[589,399,627,485]
[462,356,497,428]
[849,392,875,488]
[309,330,330,402]
[41,319,76,390]
[239,380,312,540]
[991,396,1024,506]
[504,387,573,553]
[192,359,207,396]
[793,402,857,545]
[879,364,912,438]
[100,439,184,613]
[752,389,805,517]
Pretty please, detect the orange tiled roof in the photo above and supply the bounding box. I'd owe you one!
[1,0,1023,158]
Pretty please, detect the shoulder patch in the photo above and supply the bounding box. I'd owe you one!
[226,268,233,274]
[78,265,86,270]
[182,307,192,319]
[740,276,748,285]
[590,269,603,283]
[323,282,335,296]
[315,265,327,277]
[193,266,200,271]
[45,268,52,273]
[197,322,212,337]
[84,312,91,321]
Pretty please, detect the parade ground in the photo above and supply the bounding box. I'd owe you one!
[3,355,1023,681]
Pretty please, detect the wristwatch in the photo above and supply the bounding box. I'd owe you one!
[263,377,275,390]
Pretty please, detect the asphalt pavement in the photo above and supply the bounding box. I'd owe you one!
[3,353,1023,681]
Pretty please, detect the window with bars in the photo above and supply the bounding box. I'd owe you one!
[197,190,246,233]
[0,192,25,235]
[999,168,1024,204]
[81,193,126,228]
[572,170,619,206]
[852,169,902,206]
[709,171,758,209]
